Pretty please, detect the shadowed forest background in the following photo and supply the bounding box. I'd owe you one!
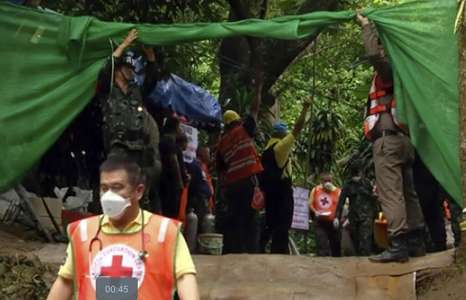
[32,0,400,252]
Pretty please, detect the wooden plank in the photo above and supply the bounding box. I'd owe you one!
[355,273,416,300]
[29,197,62,231]
[193,253,454,299]
[349,249,455,277]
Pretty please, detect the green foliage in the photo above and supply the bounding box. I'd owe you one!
[45,0,225,95]
[272,16,375,186]
[37,0,402,255]
[46,0,226,23]
[268,0,309,17]
[290,229,316,254]
[41,0,388,183]
[307,109,343,175]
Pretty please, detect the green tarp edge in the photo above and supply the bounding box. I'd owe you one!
[0,0,462,207]
[368,0,461,205]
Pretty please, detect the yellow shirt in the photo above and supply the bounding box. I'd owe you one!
[58,210,196,280]
[265,133,295,178]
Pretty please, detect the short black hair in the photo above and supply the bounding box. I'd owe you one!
[99,155,145,187]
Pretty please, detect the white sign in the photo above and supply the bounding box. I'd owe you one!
[180,123,199,163]
[291,186,310,231]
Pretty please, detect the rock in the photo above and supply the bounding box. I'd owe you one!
[0,255,51,300]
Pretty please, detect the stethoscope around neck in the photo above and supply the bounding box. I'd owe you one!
[88,208,148,264]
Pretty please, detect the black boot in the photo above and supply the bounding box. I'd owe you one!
[428,242,447,253]
[369,234,409,263]
[407,229,426,257]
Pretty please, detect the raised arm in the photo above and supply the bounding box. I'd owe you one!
[97,29,139,91]
[292,100,311,137]
[141,45,161,96]
[113,29,138,58]
[356,12,392,82]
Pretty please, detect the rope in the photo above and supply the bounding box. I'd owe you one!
[108,39,115,94]
[455,0,465,33]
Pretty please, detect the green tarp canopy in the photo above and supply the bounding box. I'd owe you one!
[0,0,462,207]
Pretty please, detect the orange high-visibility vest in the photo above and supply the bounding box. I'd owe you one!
[217,125,263,185]
[177,183,190,222]
[363,73,405,140]
[68,213,180,300]
[310,185,341,222]
[200,161,215,213]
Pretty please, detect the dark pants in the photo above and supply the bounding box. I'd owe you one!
[413,157,446,251]
[160,177,181,219]
[315,220,341,257]
[349,217,374,256]
[373,135,424,237]
[222,177,259,254]
[263,179,294,254]
[188,195,208,234]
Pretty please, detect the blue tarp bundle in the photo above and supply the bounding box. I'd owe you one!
[148,74,222,126]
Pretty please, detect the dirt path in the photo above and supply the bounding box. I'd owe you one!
[417,266,466,300]
[0,225,45,255]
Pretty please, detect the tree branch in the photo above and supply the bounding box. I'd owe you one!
[226,0,249,19]
[219,0,342,108]
[259,0,268,19]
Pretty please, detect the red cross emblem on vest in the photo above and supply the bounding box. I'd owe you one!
[100,255,133,277]
[317,193,332,209]
[320,197,329,206]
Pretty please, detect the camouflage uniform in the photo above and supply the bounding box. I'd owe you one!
[447,197,463,247]
[99,57,162,212]
[336,178,377,256]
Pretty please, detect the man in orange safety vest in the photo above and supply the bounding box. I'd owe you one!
[46,155,199,300]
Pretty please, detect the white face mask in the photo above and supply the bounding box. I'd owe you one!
[323,182,334,191]
[100,190,131,219]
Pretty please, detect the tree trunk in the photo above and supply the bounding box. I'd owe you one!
[218,0,341,115]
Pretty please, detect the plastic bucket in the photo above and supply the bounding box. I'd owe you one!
[198,233,223,255]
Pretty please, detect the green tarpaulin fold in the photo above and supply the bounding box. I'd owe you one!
[367,0,461,205]
[0,0,462,206]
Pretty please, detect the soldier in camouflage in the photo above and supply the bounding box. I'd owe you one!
[447,197,463,248]
[98,29,162,212]
[335,161,378,256]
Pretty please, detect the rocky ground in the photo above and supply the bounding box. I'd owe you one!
[0,255,55,300]
[0,225,63,300]
[417,266,466,300]
[0,225,464,300]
